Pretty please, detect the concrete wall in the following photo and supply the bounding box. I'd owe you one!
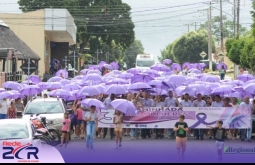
[0,10,45,77]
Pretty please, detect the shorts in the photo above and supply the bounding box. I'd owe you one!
[114,127,123,132]
[176,136,187,149]
[215,141,224,150]
[77,120,84,125]
[62,131,68,134]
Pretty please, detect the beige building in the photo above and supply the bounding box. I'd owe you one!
[0,9,77,77]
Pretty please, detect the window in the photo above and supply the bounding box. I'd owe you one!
[24,102,64,114]
[0,123,29,140]
[31,124,36,135]
[136,61,154,67]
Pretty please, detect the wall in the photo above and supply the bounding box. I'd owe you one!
[0,10,45,77]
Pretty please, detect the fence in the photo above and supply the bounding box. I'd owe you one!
[5,71,23,82]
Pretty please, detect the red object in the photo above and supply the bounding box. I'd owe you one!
[31,119,43,128]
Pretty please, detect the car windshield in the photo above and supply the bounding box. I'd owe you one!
[136,61,154,67]
[24,102,63,114]
[0,123,29,140]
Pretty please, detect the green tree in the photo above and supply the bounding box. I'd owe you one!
[162,30,215,64]
[18,0,135,53]
[160,38,180,63]
[240,38,255,70]
[251,0,255,38]
[199,15,248,42]
[123,40,144,69]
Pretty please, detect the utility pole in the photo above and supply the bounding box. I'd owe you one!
[236,0,240,36]
[220,0,224,62]
[95,48,100,65]
[233,0,236,37]
[208,2,213,71]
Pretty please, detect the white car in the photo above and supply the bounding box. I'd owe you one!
[0,119,43,145]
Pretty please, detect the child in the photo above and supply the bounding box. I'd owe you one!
[7,101,17,119]
[60,112,70,147]
[113,110,123,148]
[207,120,234,161]
[173,114,189,160]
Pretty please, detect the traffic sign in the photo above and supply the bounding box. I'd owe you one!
[20,60,37,75]
[200,51,207,59]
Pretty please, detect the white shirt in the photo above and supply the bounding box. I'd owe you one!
[239,102,254,115]
[193,100,206,107]
[211,101,224,107]
[85,112,98,121]
[103,97,114,109]
[0,99,11,114]
[140,98,153,107]
[180,100,193,107]
[154,101,165,107]
[164,97,178,107]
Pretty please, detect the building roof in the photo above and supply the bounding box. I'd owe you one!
[0,20,40,60]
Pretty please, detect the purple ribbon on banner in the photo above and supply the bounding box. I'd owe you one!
[190,113,216,128]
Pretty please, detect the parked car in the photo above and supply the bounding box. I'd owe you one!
[22,98,67,133]
[199,60,217,71]
[0,119,46,145]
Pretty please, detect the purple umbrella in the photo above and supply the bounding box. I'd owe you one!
[72,75,84,80]
[37,82,48,89]
[131,73,154,83]
[189,68,201,74]
[2,81,22,91]
[243,83,255,95]
[88,65,99,70]
[49,89,71,98]
[80,69,89,75]
[77,86,101,97]
[103,76,115,83]
[185,77,200,84]
[148,80,171,91]
[63,90,82,101]
[162,59,172,65]
[81,98,106,109]
[217,62,228,70]
[26,75,41,84]
[55,69,68,79]
[93,84,105,93]
[204,83,220,92]
[0,90,23,99]
[243,79,255,86]
[151,89,168,96]
[211,86,235,96]
[19,85,41,96]
[59,79,70,86]
[170,63,181,72]
[87,70,101,75]
[83,73,103,82]
[106,78,129,85]
[232,80,244,86]
[103,85,128,95]
[48,76,63,82]
[72,80,87,87]
[0,88,6,93]
[46,82,62,89]
[118,73,133,80]
[199,63,206,68]
[182,62,191,70]
[204,76,220,83]
[175,86,186,96]
[183,84,209,96]
[110,99,136,115]
[127,68,141,75]
[164,75,186,87]
[110,62,119,70]
[230,91,243,98]
[150,64,171,72]
[161,71,174,76]
[129,82,152,90]
[144,70,160,78]
[237,74,255,82]
[103,64,113,70]
[21,80,36,85]
[112,70,122,75]
[191,63,203,71]
[62,83,81,91]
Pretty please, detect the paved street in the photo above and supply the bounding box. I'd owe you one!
[57,134,254,163]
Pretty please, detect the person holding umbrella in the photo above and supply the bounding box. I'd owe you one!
[219,66,226,80]
[84,105,98,149]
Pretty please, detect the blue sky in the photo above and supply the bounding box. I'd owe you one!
[0,0,253,61]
